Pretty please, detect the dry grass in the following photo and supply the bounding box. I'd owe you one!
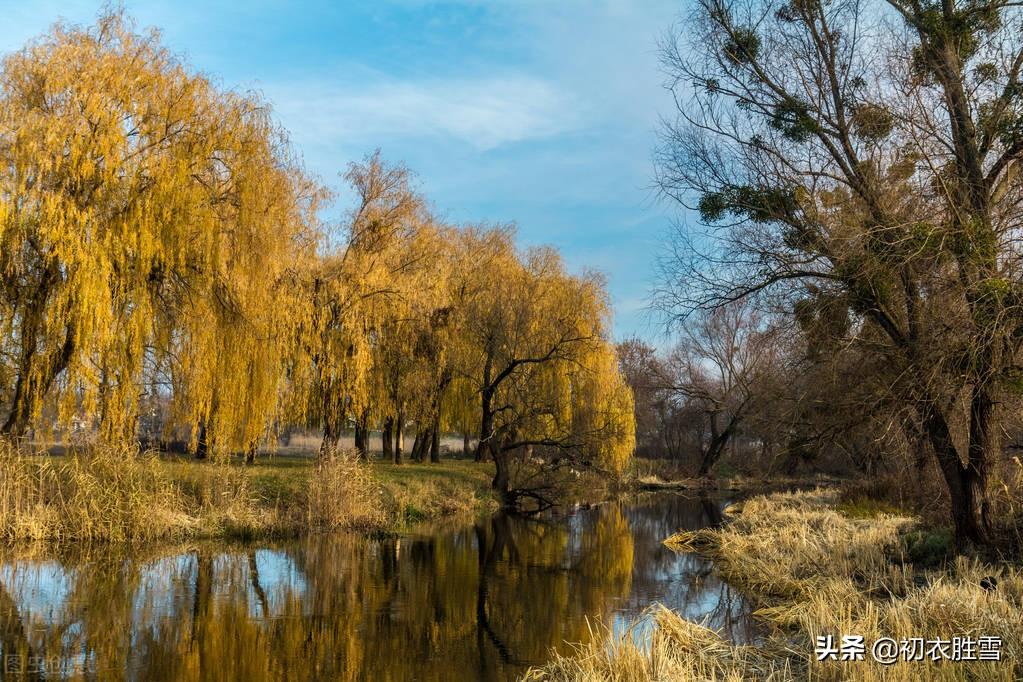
[307,450,389,531]
[0,439,187,542]
[529,489,1022,681]
[0,439,495,543]
[524,607,793,681]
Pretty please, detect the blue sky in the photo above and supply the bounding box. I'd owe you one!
[1,1,682,342]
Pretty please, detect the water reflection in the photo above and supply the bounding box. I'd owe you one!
[0,493,756,680]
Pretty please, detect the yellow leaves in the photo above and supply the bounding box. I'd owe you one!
[0,11,636,476]
[0,10,322,452]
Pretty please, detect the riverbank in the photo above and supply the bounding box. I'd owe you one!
[0,441,498,543]
[526,489,1022,681]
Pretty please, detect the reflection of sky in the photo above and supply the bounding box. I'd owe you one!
[0,561,72,622]
[599,498,758,646]
[251,549,307,618]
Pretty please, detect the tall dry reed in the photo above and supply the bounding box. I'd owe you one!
[0,439,185,542]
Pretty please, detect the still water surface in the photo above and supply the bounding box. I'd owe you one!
[0,493,755,680]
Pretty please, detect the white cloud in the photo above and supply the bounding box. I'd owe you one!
[269,73,582,152]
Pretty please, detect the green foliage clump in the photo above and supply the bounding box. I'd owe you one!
[722,28,760,65]
[698,184,799,224]
[769,97,819,142]
[902,527,954,568]
[836,495,904,519]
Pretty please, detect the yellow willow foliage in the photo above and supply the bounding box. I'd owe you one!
[365,222,453,430]
[571,344,636,476]
[450,230,635,471]
[292,153,432,442]
[0,13,323,449]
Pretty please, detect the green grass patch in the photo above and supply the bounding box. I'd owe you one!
[835,494,905,519]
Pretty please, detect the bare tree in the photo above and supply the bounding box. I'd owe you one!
[655,0,1023,545]
[661,301,780,475]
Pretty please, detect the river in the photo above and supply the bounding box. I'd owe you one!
[0,492,755,680]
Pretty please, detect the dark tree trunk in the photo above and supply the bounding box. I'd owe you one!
[476,350,496,462]
[195,420,210,460]
[3,329,74,438]
[354,424,364,456]
[410,430,424,463]
[966,385,995,539]
[464,432,471,459]
[382,417,394,461]
[354,410,369,460]
[697,412,739,477]
[476,392,495,463]
[430,420,441,463]
[244,443,256,465]
[2,265,71,439]
[491,448,512,507]
[919,401,991,547]
[319,419,340,461]
[394,412,404,464]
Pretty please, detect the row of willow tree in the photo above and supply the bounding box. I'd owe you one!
[644,0,1023,547]
[0,13,635,503]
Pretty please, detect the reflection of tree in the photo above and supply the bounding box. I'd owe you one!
[246,550,270,620]
[475,519,515,670]
[0,577,37,678]
[0,497,778,681]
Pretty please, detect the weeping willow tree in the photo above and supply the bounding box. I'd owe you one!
[0,10,635,499]
[454,237,636,507]
[0,12,323,453]
[292,152,430,460]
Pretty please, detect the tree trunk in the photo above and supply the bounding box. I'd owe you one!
[354,410,369,460]
[394,412,404,464]
[382,417,394,460]
[410,430,424,463]
[464,432,471,459]
[476,388,495,462]
[475,350,496,462]
[697,412,738,477]
[2,265,70,439]
[244,443,256,465]
[195,420,210,461]
[492,449,511,506]
[918,401,990,547]
[430,420,441,463]
[3,329,75,439]
[319,419,340,461]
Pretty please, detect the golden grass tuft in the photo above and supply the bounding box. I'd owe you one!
[524,606,793,681]
[307,449,388,532]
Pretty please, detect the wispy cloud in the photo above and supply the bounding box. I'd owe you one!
[269,73,582,152]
